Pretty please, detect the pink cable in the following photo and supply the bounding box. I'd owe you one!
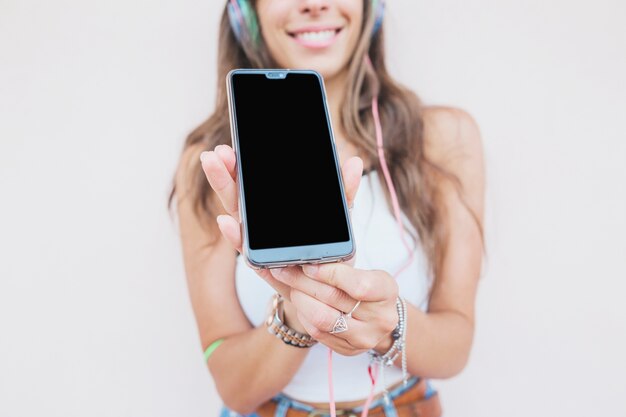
[370,71,416,276]
[359,362,380,417]
[327,55,416,417]
[328,348,335,417]
[327,351,380,417]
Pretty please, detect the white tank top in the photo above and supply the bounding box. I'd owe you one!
[234,169,432,402]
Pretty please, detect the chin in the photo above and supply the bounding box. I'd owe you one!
[288,59,347,81]
[318,66,345,81]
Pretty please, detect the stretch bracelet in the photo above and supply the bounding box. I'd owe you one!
[367,296,408,404]
[400,296,409,386]
[203,338,225,362]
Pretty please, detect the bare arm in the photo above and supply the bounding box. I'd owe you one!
[371,106,485,378]
[176,144,363,413]
[242,106,485,379]
[174,145,311,414]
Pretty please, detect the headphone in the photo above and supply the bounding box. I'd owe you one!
[227,0,385,46]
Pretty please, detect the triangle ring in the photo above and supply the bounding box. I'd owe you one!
[329,300,361,334]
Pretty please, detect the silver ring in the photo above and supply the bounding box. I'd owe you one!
[329,300,361,334]
[346,300,361,319]
[329,312,348,334]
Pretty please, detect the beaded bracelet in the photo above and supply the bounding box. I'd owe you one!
[367,296,409,404]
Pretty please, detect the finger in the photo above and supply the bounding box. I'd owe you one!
[256,269,293,302]
[215,214,292,301]
[301,263,396,303]
[216,215,242,253]
[270,266,374,321]
[341,156,363,209]
[291,289,377,351]
[343,251,357,268]
[340,157,361,268]
[296,312,369,356]
[214,144,237,180]
[200,150,240,221]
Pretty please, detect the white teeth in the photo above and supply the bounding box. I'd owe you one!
[296,30,336,42]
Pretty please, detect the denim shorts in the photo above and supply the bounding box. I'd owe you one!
[219,376,437,417]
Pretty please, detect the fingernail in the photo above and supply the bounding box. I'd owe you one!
[302,264,319,277]
[271,268,284,279]
[200,151,211,163]
[216,215,227,227]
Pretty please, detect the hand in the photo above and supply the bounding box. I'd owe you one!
[269,262,400,357]
[199,144,364,303]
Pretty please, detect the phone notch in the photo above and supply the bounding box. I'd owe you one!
[265,71,287,79]
[227,69,355,268]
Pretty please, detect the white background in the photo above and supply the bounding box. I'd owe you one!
[1,0,625,416]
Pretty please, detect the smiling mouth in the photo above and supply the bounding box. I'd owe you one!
[288,28,342,42]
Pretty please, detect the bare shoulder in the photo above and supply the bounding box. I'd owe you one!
[421,105,485,222]
[422,105,483,165]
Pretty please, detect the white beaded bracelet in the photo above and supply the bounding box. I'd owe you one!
[367,296,409,404]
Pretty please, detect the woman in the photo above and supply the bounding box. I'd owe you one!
[170,1,485,416]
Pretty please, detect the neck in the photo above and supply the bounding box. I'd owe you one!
[324,68,367,169]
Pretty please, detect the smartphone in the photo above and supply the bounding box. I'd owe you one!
[226,69,355,269]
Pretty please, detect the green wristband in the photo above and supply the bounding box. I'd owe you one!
[203,338,225,362]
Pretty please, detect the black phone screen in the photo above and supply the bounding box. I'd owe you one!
[231,72,350,250]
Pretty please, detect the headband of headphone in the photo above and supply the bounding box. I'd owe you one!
[227,0,385,47]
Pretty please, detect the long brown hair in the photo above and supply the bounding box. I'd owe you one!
[169,1,485,297]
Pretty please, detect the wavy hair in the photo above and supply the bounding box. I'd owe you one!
[169,0,485,298]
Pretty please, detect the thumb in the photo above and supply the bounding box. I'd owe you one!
[341,156,363,209]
